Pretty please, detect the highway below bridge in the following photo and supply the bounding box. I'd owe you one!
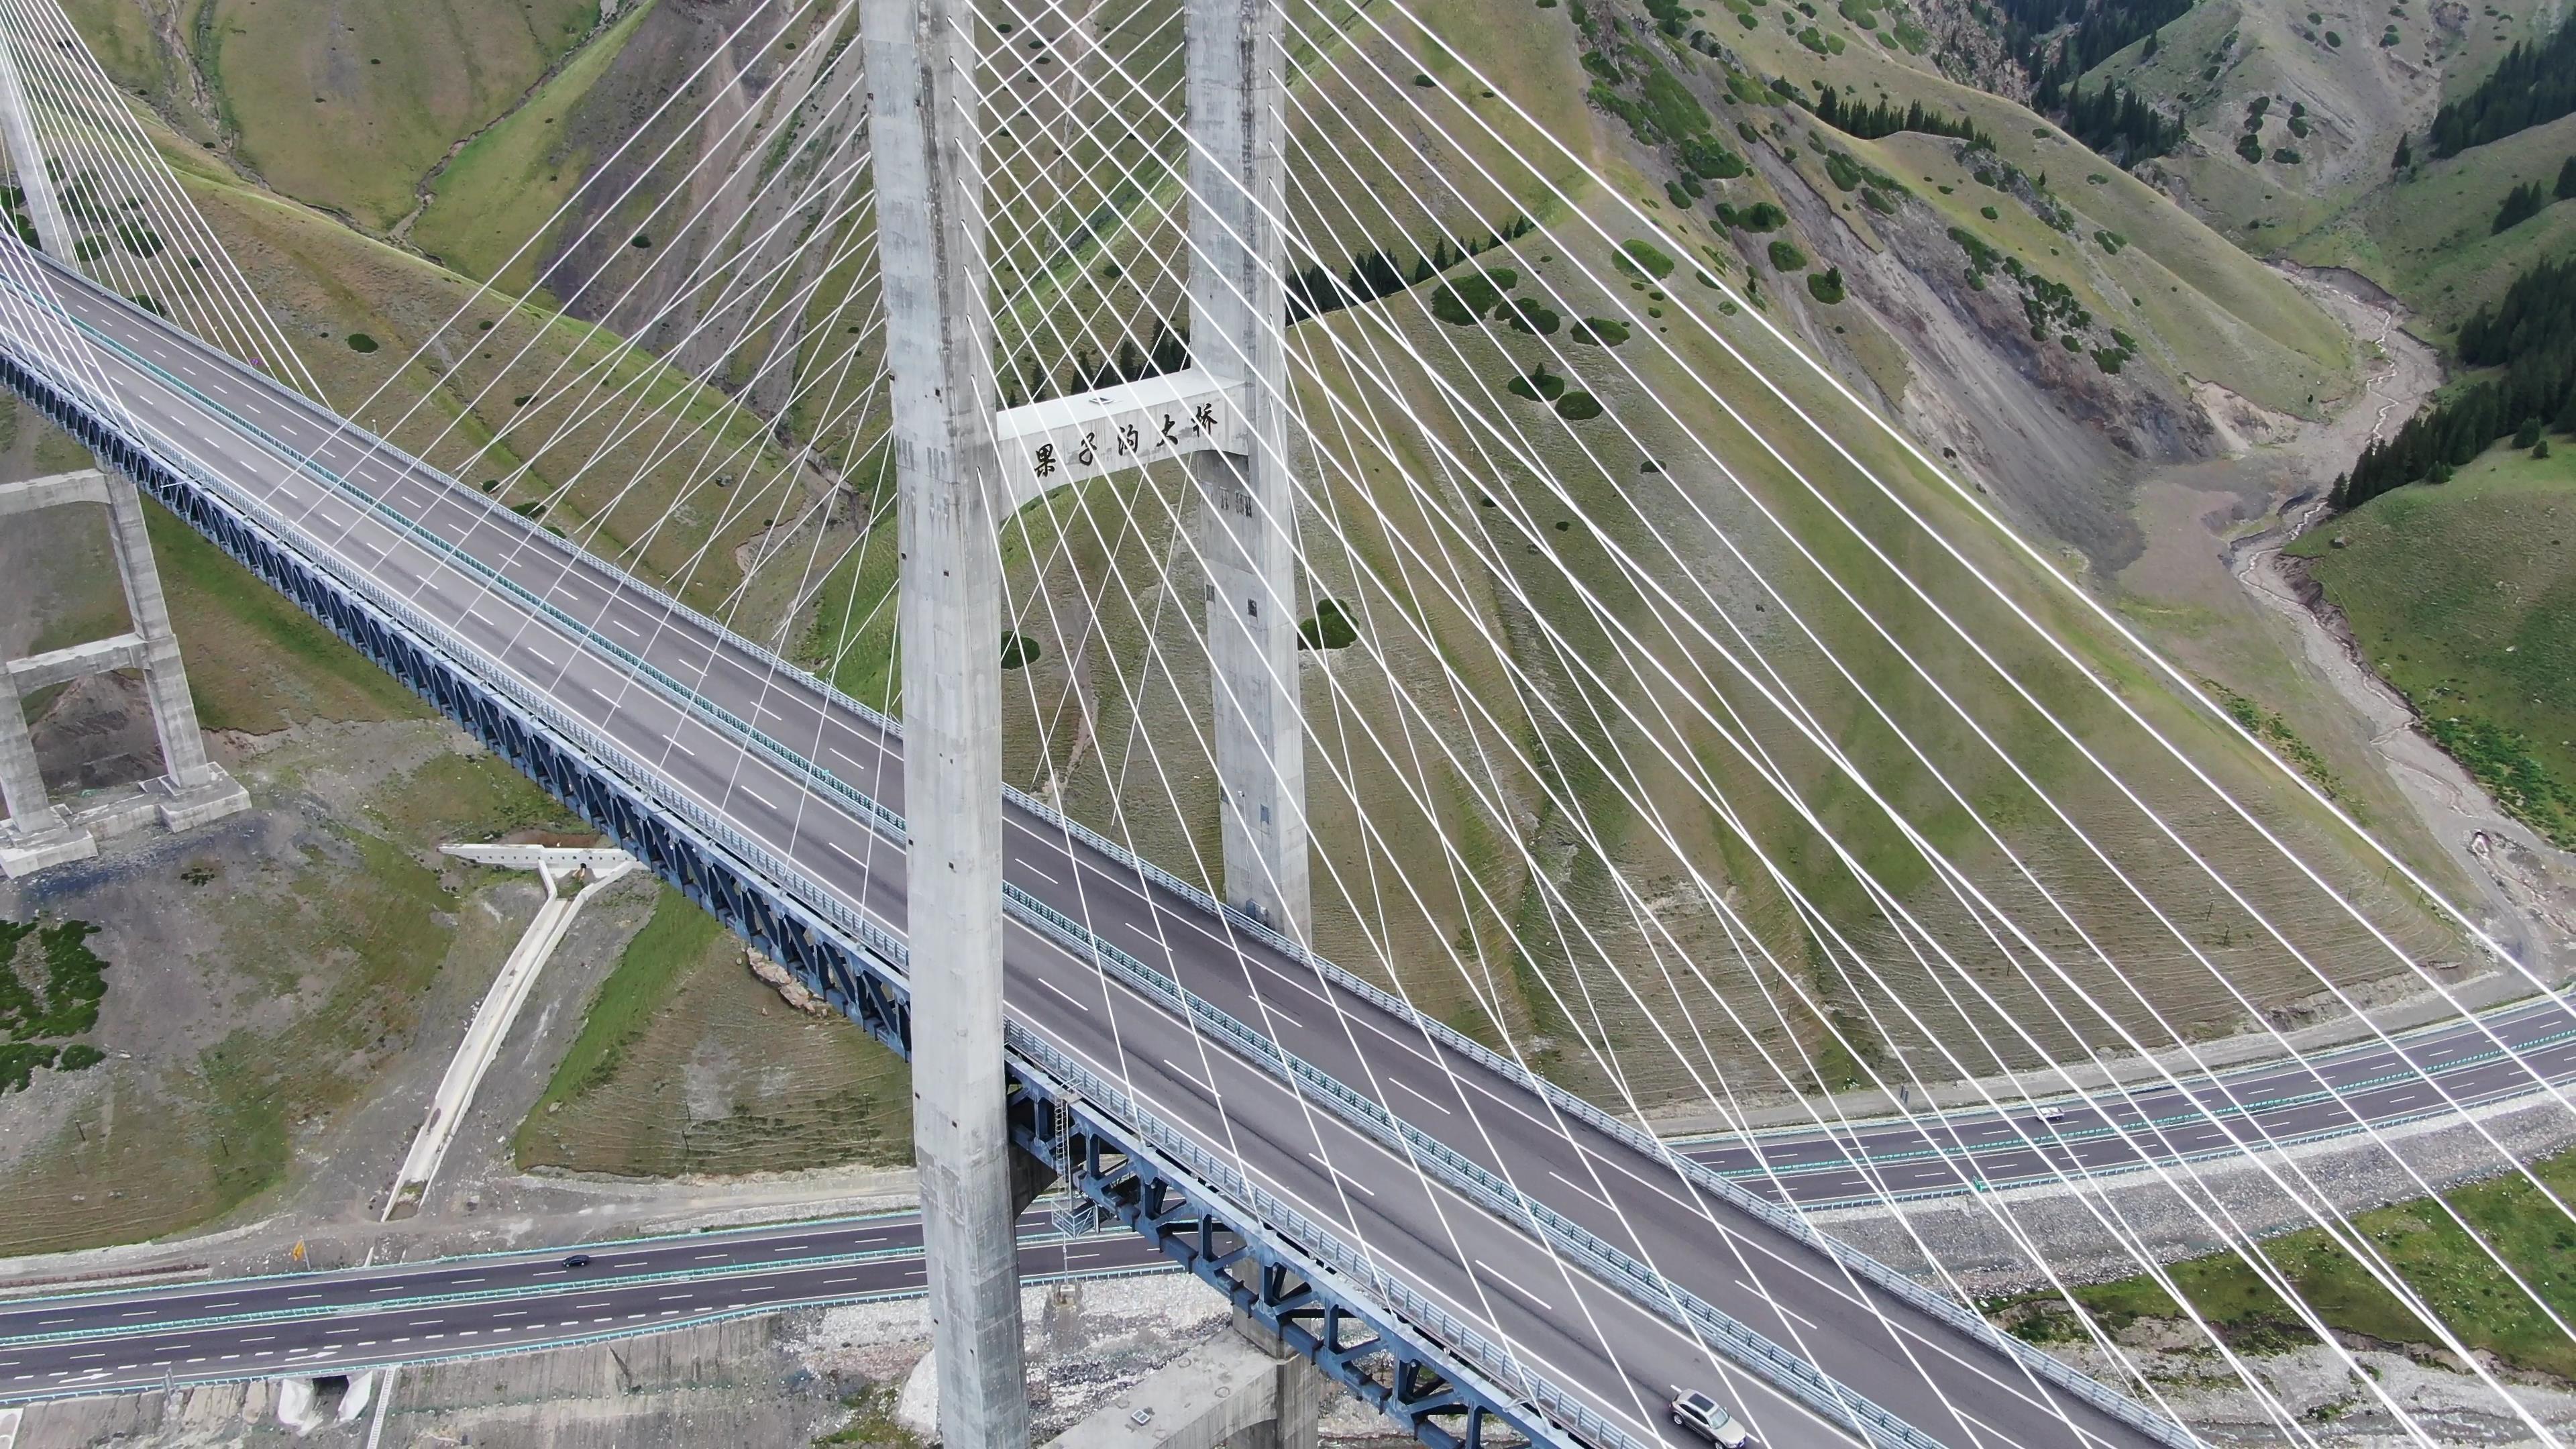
[4,988,2570,1412]
[0,1213,1169,1401]
[3,251,2553,1449]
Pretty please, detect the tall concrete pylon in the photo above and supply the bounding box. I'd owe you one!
[0,36,248,877]
[0,37,70,259]
[859,0,1034,1445]
[1187,0,1309,938]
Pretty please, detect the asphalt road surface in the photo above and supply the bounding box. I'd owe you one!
[1690,996,2576,1206]
[0,1213,1165,1402]
[21,251,2555,1448]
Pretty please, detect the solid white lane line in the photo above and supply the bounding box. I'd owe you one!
[1037,975,1095,1012]
[1547,1169,1613,1210]
[1474,1259,1556,1311]
[1401,1077,1463,1108]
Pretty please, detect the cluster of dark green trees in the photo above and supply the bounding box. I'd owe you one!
[2491,158,2576,233]
[1808,87,1988,144]
[2428,12,2576,158]
[1974,0,2190,164]
[1996,0,2192,79]
[2333,255,2576,510]
[1284,217,1538,323]
[2052,78,2185,162]
[0,918,107,1095]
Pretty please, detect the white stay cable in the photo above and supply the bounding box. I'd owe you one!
[952,25,1698,1436]
[240,0,813,553]
[1252,130,2336,1439]
[5,0,316,394]
[1288,19,2576,1413]
[1004,19,2493,1433]
[968,17,2256,1433]
[1288,0,2576,1299]
[1328,0,2576,1226]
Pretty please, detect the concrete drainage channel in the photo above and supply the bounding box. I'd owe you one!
[275,1368,380,1432]
[382,843,638,1220]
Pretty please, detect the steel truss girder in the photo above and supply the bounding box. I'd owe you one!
[0,343,1574,1449]
[1015,1099,1521,1449]
[0,349,915,1058]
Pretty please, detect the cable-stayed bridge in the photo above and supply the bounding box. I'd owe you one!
[0,0,2572,1444]
[0,244,2172,1449]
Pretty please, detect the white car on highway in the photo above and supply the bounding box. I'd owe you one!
[1670,1389,1760,1447]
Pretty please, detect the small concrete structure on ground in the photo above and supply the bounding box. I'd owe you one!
[380,843,638,1218]
[1041,1325,1321,1449]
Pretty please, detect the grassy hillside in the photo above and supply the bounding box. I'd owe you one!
[0,455,590,1254]
[2286,111,2576,337]
[517,884,911,1175]
[2053,0,2573,333]
[198,0,602,231]
[830,0,2459,1104]
[141,124,819,619]
[2066,0,2551,245]
[411,0,656,292]
[2289,438,2576,847]
[1716,0,2356,411]
[2002,1139,2576,1380]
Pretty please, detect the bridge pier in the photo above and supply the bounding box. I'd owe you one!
[0,470,246,877]
[1187,0,1308,939]
[861,0,1034,1443]
[0,43,246,877]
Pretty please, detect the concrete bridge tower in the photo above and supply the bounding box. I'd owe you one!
[859,0,1036,1444]
[833,0,1319,1432]
[1187,0,1309,941]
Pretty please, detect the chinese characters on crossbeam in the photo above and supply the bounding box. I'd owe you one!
[992,368,1249,512]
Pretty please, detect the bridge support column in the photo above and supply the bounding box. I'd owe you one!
[1226,1311,1322,1449]
[861,0,1033,1446]
[0,470,246,877]
[0,665,93,873]
[102,474,246,826]
[0,35,250,851]
[1187,0,1308,938]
